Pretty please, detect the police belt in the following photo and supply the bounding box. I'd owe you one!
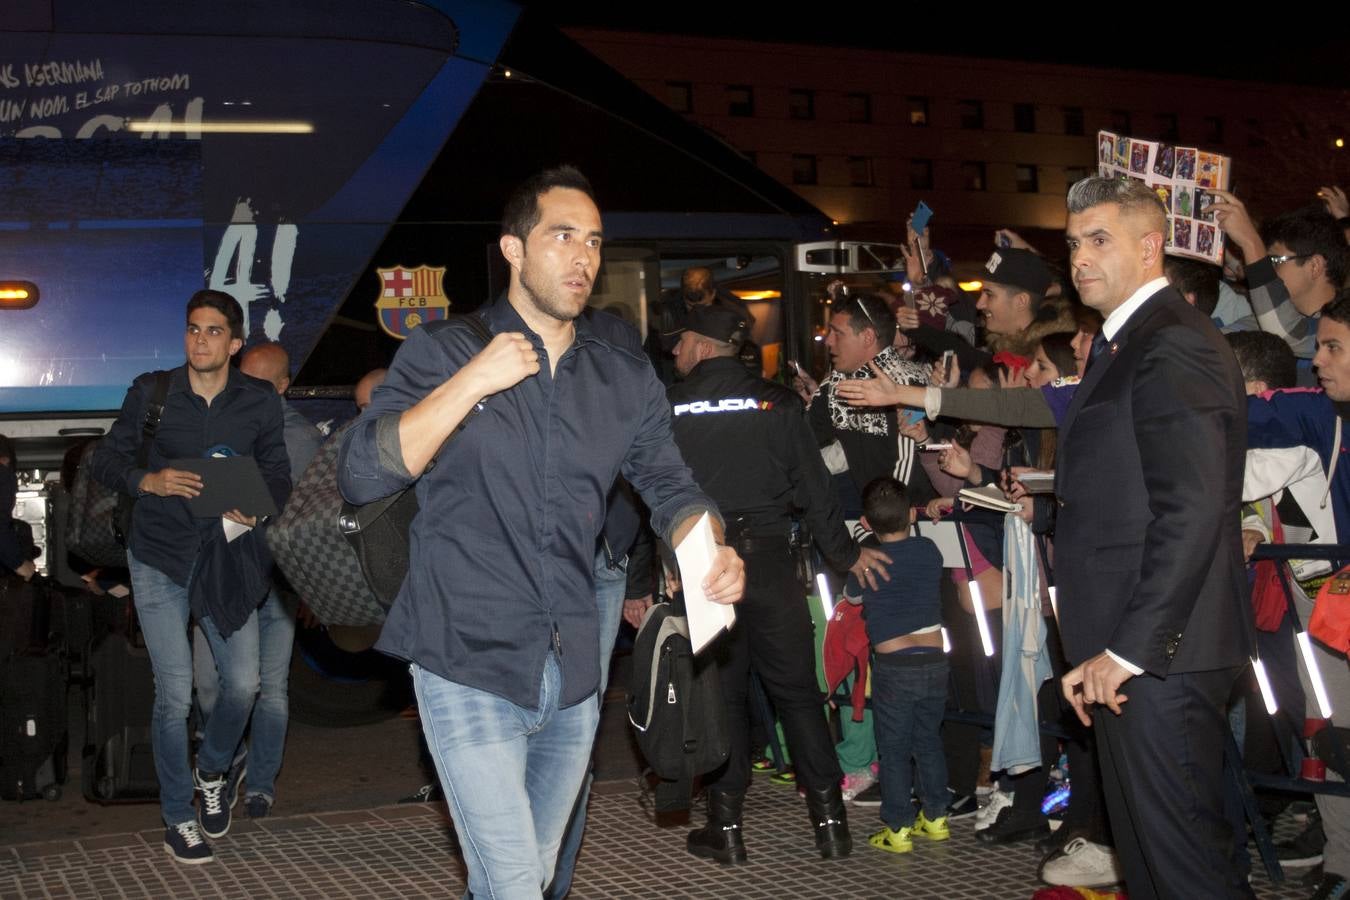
[724,524,792,556]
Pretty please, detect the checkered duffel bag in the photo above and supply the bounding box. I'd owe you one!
[66,440,127,568]
[266,423,387,627]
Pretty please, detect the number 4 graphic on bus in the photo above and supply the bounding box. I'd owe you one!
[208,196,297,341]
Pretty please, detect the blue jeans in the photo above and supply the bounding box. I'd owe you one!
[547,550,628,899]
[413,653,598,900]
[128,550,260,827]
[871,649,949,830]
[194,585,296,800]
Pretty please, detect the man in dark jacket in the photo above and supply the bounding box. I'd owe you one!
[337,167,743,898]
[92,290,290,865]
[668,302,890,865]
[0,434,35,581]
[1057,177,1253,899]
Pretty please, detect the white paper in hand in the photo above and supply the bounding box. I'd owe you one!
[674,512,735,653]
[222,517,253,544]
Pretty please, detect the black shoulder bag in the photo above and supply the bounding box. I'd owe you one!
[337,315,494,610]
[113,370,172,548]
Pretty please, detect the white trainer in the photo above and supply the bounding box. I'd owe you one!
[973,789,1012,831]
[1040,837,1124,888]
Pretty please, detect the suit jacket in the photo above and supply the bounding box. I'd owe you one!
[1054,286,1254,674]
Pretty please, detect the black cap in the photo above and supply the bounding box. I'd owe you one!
[983,248,1052,296]
[679,303,749,345]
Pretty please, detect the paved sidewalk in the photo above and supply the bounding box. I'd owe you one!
[1,782,1312,899]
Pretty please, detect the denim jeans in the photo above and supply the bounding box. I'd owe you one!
[194,585,296,800]
[547,550,627,899]
[871,649,950,830]
[413,652,598,900]
[127,550,260,827]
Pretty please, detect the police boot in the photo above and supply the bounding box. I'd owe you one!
[804,783,852,859]
[686,789,748,865]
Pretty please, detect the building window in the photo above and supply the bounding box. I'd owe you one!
[1066,165,1094,185]
[727,85,754,117]
[666,81,692,114]
[1204,116,1224,144]
[958,99,984,130]
[1246,118,1264,148]
[961,161,986,191]
[907,96,929,127]
[1111,109,1132,134]
[1063,106,1085,136]
[1156,113,1179,142]
[791,154,818,185]
[789,89,814,121]
[909,159,934,190]
[847,156,874,187]
[1016,164,1039,193]
[1014,103,1036,134]
[846,92,871,124]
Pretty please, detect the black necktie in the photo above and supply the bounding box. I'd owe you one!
[1087,331,1109,370]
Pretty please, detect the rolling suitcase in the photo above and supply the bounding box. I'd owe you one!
[82,601,158,803]
[0,651,68,801]
[0,575,69,802]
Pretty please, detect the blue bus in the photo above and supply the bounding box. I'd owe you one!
[2,0,855,725]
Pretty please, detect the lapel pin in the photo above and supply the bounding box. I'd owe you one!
[1110,342,1119,354]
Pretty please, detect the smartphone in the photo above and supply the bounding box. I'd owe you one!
[940,349,955,384]
[911,201,933,236]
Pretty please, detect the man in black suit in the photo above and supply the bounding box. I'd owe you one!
[1056,177,1255,899]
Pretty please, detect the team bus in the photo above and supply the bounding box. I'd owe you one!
[1,0,901,725]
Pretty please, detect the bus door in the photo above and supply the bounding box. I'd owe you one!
[792,240,908,381]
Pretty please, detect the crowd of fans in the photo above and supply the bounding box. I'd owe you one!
[671,181,1350,898]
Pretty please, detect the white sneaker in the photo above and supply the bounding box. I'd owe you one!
[1040,837,1124,888]
[973,789,1012,831]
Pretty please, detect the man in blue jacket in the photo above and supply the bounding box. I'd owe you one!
[92,290,290,865]
[338,166,744,899]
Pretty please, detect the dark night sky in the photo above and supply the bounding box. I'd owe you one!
[529,6,1350,90]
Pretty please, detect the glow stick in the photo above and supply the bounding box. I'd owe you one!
[1296,631,1334,718]
[970,580,995,657]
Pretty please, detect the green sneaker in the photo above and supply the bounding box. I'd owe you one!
[768,769,797,787]
[750,757,776,775]
[914,811,950,841]
[868,825,913,854]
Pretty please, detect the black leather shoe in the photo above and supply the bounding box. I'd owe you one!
[975,807,1050,845]
[1036,824,1087,856]
[804,784,852,859]
[687,790,748,865]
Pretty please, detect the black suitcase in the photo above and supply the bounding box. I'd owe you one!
[0,573,53,659]
[82,611,158,803]
[0,651,69,801]
[51,588,110,685]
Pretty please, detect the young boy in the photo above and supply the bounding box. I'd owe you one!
[844,476,950,854]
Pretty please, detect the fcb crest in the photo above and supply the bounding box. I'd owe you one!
[375,265,450,339]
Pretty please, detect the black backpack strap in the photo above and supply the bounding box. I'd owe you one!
[422,313,494,474]
[136,370,173,471]
[339,315,494,537]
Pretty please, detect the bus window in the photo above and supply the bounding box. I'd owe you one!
[654,253,785,382]
[589,247,658,337]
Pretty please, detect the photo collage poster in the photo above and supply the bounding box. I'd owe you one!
[1096,131,1232,264]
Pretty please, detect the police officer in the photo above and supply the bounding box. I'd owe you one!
[668,302,891,865]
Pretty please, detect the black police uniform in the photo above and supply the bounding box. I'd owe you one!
[669,356,860,834]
